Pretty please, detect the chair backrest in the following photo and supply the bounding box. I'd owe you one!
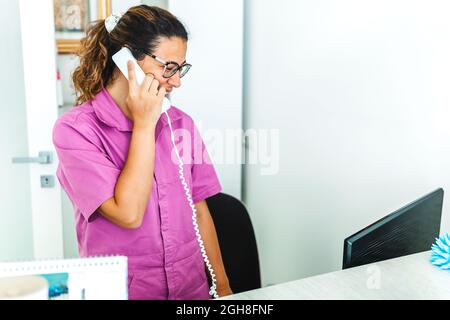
[206,193,261,294]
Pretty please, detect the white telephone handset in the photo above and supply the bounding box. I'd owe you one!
[112,47,219,299]
[112,47,171,114]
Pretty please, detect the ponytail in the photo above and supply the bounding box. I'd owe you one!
[72,20,116,105]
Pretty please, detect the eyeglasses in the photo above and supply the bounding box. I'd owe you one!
[137,49,192,79]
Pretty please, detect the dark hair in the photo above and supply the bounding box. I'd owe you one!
[72,5,189,105]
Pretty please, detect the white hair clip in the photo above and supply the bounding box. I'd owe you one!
[105,12,125,34]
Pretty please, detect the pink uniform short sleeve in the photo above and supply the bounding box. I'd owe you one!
[190,123,222,204]
[53,119,121,222]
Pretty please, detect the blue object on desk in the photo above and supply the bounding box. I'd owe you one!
[40,273,69,298]
[431,233,450,270]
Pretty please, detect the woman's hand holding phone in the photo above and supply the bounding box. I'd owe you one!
[125,61,167,128]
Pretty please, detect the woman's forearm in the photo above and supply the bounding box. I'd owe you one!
[99,123,156,228]
[115,124,155,223]
[195,201,232,294]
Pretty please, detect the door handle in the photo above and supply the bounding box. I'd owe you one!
[12,151,53,165]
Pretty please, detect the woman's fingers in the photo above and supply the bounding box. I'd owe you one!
[157,86,167,98]
[127,61,137,91]
[141,73,155,93]
[141,73,163,98]
[149,77,161,96]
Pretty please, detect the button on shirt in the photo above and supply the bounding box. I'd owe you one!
[53,88,222,300]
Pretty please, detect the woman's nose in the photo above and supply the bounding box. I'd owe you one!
[168,71,181,88]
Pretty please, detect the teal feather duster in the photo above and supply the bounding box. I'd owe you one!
[431,233,450,270]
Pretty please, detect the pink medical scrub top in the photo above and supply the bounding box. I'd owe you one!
[52,88,222,300]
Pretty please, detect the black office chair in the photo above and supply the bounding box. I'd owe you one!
[206,193,261,294]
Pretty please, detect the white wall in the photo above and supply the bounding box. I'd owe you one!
[244,0,450,287]
[112,0,141,13]
[169,0,244,200]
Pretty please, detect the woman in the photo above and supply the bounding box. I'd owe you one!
[53,5,232,300]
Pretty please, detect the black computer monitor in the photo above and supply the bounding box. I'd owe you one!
[343,188,444,269]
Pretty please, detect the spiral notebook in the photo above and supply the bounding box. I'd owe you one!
[0,256,128,300]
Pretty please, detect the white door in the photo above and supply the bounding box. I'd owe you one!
[0,0,63,262]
